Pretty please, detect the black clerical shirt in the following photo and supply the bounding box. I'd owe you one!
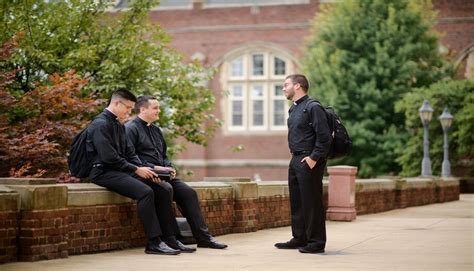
[287,95,332,161]
[125,117,173,168]
[88,109,142,173]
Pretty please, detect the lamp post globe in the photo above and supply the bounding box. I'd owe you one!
[418,100,433,177]
[439,107,453,177]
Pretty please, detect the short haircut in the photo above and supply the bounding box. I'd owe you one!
[134,95,157,113]
[110,88,137,104]
[286,74,309,93]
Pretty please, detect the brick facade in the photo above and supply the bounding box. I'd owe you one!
[139,0,474,181]
[0,211,18,264]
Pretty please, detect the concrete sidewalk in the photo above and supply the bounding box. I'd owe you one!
[3,194,473,271]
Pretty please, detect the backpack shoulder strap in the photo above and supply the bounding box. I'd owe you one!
[303,97,325,126]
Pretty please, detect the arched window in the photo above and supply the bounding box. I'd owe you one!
[222,49,295,132]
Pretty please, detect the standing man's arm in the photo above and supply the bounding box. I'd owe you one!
[311,104,332,160]
[302,104,332,168]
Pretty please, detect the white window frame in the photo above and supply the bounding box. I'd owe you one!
[249,83,267,131]
[270,83,288,130]
[271,56,288,79]
[228,56,247,80]
[224,50,292,133]
[249,52,267,80]
[227,83,247,131]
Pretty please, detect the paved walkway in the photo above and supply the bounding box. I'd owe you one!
[3,194,473,271]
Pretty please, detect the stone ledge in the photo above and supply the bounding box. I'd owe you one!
[396,177,437,189]
[68,190,133,206]
[437,177,460,187]
[257,181,289,197]
[187,182,234,200]
[0,185,20,212]
[65,182,235,206]
[356,179,397,193]
[0,178,56,185]
[203,177,252,182]
[6,185,67,210]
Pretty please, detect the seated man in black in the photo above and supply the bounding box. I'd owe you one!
[88,89,194,255]
[125,95,227,249]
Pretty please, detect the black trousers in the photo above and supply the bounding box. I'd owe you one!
[91,169,179,240]
[166,178,212,242]
[288,155,327,247]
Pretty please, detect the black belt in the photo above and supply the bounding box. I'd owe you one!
[92,164,103,168]
[291,150,312,156]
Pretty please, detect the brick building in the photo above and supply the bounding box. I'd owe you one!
[113,0,474,181]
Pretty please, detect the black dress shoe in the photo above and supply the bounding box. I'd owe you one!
[298,243,325,254]
[166,240,196,253]
[274,238,306,249]
[145,241,180,255]
[197,239,228,249]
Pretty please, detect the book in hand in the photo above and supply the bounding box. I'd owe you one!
[152,169,172,181]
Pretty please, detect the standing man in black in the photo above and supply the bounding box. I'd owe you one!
[275,74,332,254]
[88,88,184,255]
[125,95,227,249]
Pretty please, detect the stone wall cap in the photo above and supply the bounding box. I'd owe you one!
[203,177,252,182]
[404,177,437,182]
[327,166,358,175]
[186,182,234,188]
[0,177,56,185]
[65,183,108,191]
[257,181,288,186]
[0,185,17,193]
[357,178,395,183]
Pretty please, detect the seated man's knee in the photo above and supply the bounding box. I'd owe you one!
[139,185,155,200]
[159,181,174,194]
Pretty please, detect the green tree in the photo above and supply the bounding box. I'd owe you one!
[395,79,474,177]
[303,0,452,177]
[1,0,218,146]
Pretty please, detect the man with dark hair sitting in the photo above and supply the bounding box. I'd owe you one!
[125,95,227,250]
[88,88,193,255]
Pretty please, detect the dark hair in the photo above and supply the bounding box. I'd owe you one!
[134,95,157,113]
[286,74,309,93]
[110,88,137,104]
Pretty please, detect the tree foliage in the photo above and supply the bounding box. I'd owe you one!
[0,36,98,176]
[1,0,218,146]
[303,0,452,177]
[395,79,474,177]
[0,0,220,177]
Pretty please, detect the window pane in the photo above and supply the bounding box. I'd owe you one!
[232,101,243,126]
[273,100,285,126]
[252,54,264,76]
[274,57,286,75]
[230,57,243,77]
[274,85,283,96]
[232,85,242,97]
[252,85,264,97]
[253,101,264,126]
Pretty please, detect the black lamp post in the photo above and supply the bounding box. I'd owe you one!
[439,107,453,177]
[419,100,433,177]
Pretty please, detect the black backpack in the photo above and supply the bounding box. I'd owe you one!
[304,98,352,159]
[67,126,94,178]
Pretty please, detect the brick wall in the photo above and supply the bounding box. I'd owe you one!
[0,211,18,264]
[257,195,290,230]
[0,177,460,264]
[198,198,234,236]
[67,205,145,255]
[17,209,69,261]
